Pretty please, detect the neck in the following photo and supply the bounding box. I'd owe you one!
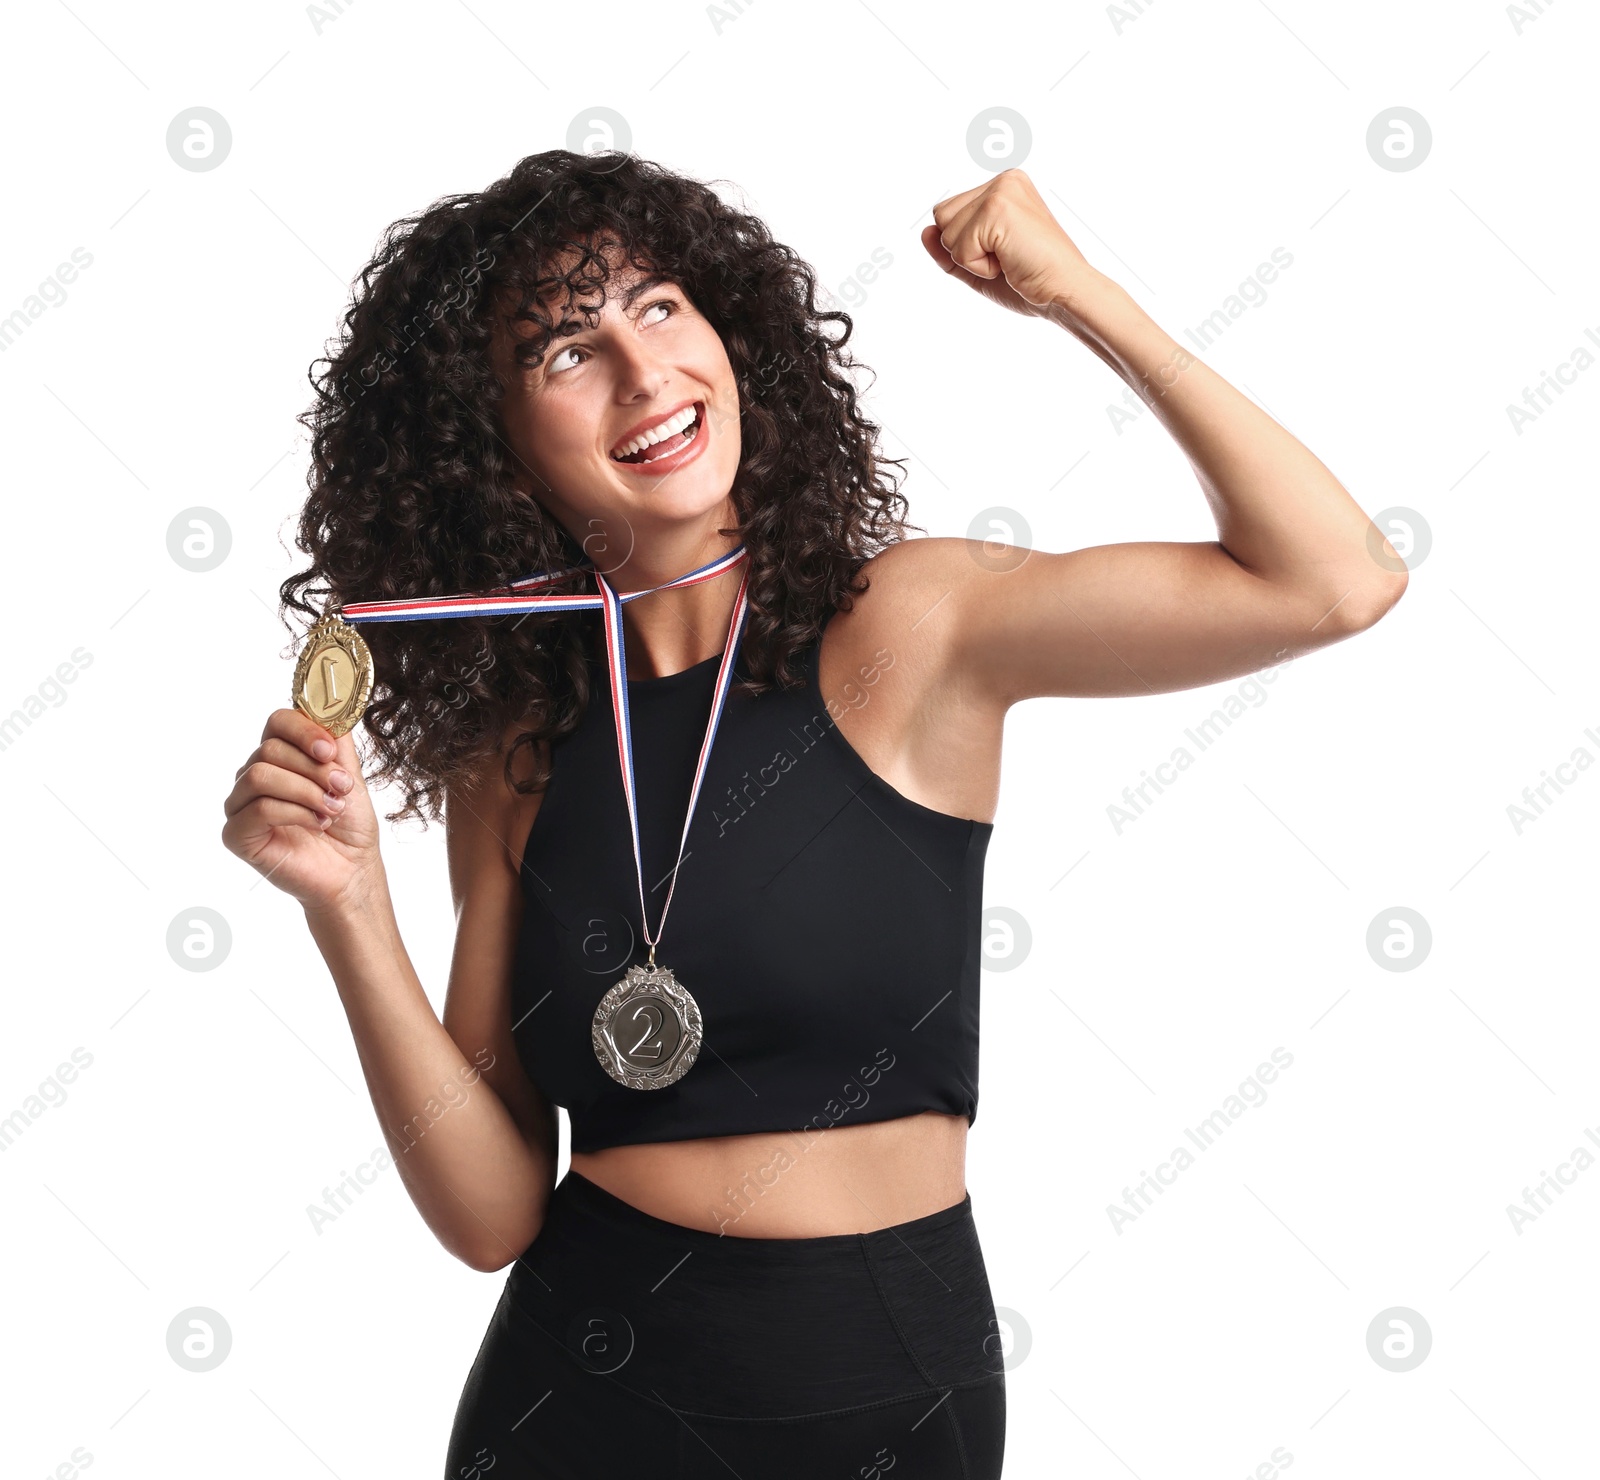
[602,525,744,680]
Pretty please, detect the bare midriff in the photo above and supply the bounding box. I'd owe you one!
[567,1108,969,1238]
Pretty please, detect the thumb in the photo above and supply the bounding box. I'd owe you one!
[333,726,371,794]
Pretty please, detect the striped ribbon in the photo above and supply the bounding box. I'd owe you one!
[341,543,752,959]
[340,542,748,623]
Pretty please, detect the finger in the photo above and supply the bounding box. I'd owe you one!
[236,736,359,799]
[924,221,1002,283]
[934,197,1004,279]
[224,758,345,823]
[939,230,1002,279]
[920,223,964,275]
[262,705,340,764]
[930,181,989,229]
[223,794,334,846]
[331,725,366,782]
[921,226,1008,299]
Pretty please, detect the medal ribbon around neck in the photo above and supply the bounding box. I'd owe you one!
[338,542,748,623]
[592,552,752,966]
[339,541,751,959]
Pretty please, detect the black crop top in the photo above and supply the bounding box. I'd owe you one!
[510,617,993,1153]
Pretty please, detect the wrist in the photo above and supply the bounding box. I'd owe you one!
[1042,269,1133,331]
[1042,273,1173,386]
[302,867,395,934]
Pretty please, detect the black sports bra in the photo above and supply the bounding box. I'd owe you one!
[510,615,993,1153]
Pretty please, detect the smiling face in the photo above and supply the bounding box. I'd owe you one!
[489,245,742,576]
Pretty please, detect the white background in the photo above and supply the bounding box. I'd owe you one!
[2,1,1595,1476]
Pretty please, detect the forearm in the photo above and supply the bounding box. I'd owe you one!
[1049,273,1400,613]
[303,883,550,1270]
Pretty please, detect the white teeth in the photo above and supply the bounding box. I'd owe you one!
[636,424,697,462]
[611,405,699,459]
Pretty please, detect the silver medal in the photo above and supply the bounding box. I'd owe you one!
[585,550,751,1091]
[591,962,704,1089]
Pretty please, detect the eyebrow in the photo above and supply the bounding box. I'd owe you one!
[619,272,677,309]
[518,273,679,370]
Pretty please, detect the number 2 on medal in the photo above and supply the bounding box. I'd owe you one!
[628,1003,663,1061]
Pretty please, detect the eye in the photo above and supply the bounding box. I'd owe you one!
[546,343,588,374]
[640,298,676,325]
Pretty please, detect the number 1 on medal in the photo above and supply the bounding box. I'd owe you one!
[291,611,374,739]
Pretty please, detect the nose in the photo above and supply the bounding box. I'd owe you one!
[610,331,673,404]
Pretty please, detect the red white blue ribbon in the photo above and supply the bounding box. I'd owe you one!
[339,542,748,622]
[341,543,752,957]
[595,555,751,957]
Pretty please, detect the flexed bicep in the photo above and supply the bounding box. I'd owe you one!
[910,537,1402,706]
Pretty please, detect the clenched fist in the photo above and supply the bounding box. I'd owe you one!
[921,168,1104,318]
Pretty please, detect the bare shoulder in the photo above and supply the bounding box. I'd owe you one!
[823,535,980,657]
[817,538,1003,825]
[820,536,992,699]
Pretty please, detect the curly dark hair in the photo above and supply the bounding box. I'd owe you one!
[279,148,916,826]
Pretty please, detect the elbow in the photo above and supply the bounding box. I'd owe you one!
[1347,518,1413,628]
[451,1225,541,1274]
[455,1244,519,1275]
[1359,566,1410,628]
[1322,567,1408,635]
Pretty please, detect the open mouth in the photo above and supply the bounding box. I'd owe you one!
[609,402,703,465]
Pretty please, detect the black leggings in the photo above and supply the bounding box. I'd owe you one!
[446,1167,1007,1478]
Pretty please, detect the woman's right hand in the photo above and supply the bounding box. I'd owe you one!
[221,708,385,916]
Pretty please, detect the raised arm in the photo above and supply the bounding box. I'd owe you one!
[916,169,1407,704]
[223,706,555,1272]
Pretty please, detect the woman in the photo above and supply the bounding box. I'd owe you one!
[221,150,1406,1478]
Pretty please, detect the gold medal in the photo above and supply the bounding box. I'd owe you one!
[291,611,374,738]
